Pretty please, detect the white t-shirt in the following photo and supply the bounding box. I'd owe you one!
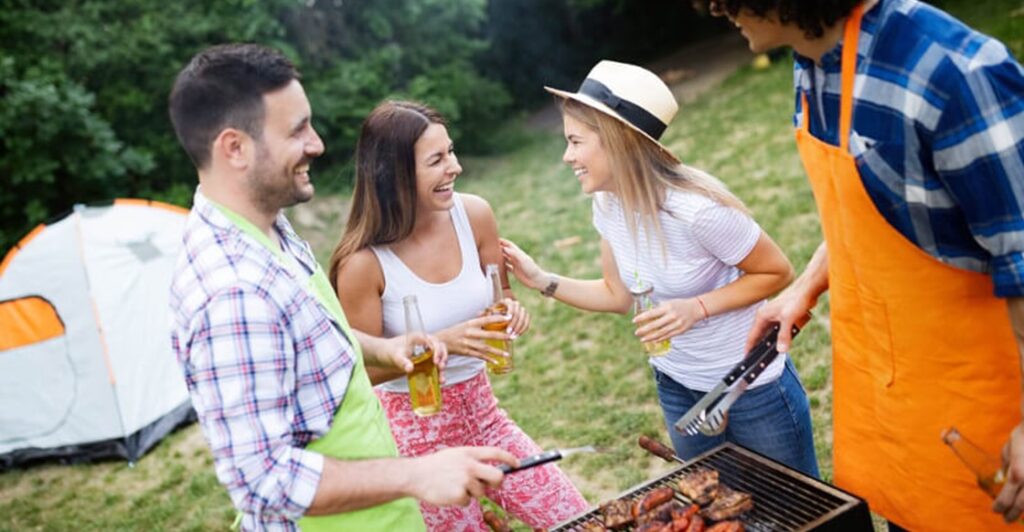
[592,186,786,391]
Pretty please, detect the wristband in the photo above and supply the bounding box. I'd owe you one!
[696,296,710,320]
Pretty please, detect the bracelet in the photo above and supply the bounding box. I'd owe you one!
[541,275,559,297]
[695,296,710,321]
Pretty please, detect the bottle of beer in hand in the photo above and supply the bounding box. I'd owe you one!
[630,281,670,356]
[483,264,513,374]
[942,426,1010,499]
[403,295,441,416]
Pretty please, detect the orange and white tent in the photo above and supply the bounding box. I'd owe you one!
[0,199,193,468]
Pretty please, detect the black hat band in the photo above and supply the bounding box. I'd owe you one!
[579,78,667,140]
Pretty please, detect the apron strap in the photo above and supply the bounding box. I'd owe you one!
[839,3,866,152]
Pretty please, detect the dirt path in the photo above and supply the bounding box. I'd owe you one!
[526,32,754,131]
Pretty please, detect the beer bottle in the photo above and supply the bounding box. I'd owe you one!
[630,281,670,356]
[402,295,441,416]
[942,426,1010,499]
[483,263,513,374]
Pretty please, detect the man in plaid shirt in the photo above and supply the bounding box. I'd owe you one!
[703,0,1024,529]
[167,44,516,531]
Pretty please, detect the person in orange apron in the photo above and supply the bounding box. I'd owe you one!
[167,43,516,531]
[702,0,1024,529]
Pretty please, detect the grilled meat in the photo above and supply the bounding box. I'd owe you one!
[633,487,677,517]
[672,503,700,522]
[636,523,670,532]
[677,469,719,505]
[639,435,677,462]
[600,498,634,530]
[580,522,610,532]
[706,521,744,532]
[685,514,705,532]
[701,486,753,521]
[482,510,512,532]
[636,501,680,526]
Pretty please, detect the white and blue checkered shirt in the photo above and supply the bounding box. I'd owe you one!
[170,189,355,531]
[794,0,1024,296]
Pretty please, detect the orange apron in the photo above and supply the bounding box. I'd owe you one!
[795,5,1021,529]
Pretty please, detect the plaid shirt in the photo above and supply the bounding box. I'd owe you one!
[794,0,1024,296]
[170,190,355,531]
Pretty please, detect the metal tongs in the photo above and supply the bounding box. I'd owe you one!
[674,319,803,437]
[498,446,598,474]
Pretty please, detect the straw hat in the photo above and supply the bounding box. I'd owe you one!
[545,60,680,163]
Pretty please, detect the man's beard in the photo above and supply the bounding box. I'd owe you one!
[248,143,313,214]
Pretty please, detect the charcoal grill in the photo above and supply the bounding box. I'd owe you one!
[554,442,872,531]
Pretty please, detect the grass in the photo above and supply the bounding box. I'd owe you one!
[1,1,1020,529]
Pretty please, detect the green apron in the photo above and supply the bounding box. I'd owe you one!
[215,203,425,531]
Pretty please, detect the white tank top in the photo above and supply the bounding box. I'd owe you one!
[372,194,491,393]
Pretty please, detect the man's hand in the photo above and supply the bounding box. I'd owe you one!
[376,332,449,374]
[747,242,829,353]
[994,422,1024,522]
[406,447,518,506]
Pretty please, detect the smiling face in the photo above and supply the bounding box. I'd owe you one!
[248,79,325,211]
[562,112,613,194]
[413,123,461,212]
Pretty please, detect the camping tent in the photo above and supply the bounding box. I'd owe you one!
[0,199,194,468]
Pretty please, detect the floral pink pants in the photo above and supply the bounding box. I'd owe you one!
[376,371,589,531]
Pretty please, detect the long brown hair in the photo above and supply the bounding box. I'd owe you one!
[328,100,445,289]
[562,98,748,248]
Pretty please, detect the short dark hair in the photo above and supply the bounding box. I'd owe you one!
[701,0,861,39]
[168,43,299,169]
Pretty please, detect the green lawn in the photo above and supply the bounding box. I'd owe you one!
[1,1,1020,530]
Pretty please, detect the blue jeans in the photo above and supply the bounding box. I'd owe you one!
[653,358,820,478]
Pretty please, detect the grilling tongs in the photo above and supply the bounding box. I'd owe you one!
[674,317,805,437]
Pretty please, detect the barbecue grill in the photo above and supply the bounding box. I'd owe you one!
[554,443,873,531]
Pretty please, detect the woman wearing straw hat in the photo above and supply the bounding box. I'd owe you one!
[329,100,589,531]
[502,60,819,476]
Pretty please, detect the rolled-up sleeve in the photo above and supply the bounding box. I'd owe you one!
[184,285,323,522]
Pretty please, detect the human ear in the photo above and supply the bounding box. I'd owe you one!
[212,128,252,171]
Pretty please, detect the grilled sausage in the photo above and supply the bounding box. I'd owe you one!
[639,435,677,462]
[482,510,513,532]
[706,521,744,532]
[634,486,677,517]
[685,515,705,532]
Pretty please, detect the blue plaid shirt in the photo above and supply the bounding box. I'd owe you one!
[794,0,1024,296]
[170,190,355,531]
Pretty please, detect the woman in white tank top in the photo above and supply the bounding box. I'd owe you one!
[329,101,588,531]
[502,61,820,478]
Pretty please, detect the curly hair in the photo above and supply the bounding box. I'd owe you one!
[700,0,862,39]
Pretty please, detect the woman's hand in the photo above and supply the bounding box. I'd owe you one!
[634,298,705,344]
[501,297,531,338]
[500,238,547,290]
[437,314,514,366]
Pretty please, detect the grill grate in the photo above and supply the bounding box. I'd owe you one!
[553,443,872,531]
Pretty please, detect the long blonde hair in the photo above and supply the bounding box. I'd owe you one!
[562,98,748,247]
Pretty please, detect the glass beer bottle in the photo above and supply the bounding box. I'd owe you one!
[403,295,442,416]
[630,282,671,356]
[483,263,513,374]
[942,426,1014,501]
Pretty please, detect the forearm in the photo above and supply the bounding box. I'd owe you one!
[787,241,830,309]
[546,274,633,314]
[353,330,406,385]
[307,456,416,515]
[700,270,792,318]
